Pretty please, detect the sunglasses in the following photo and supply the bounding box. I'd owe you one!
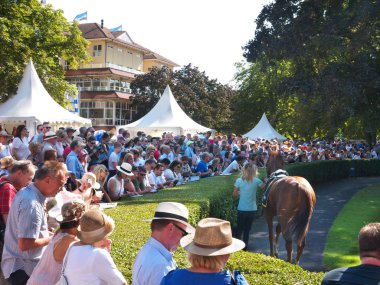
[139,173,146,176]
[172,223,188,237]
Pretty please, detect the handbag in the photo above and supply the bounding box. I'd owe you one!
[54,244,74,285]
[229,270,249,285]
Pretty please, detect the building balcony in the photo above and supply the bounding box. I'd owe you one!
[80,63,144,75]
[79,86,132,93]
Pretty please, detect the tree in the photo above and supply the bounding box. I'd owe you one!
[130,64,235,132]
[240,0,380,142]
[0,0,90,105]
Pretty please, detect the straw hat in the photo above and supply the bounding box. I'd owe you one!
[76,172,100,190]
[116,162,134,176]
[0,156,15,169]
[150,202,195,233]
[77,209,114,244]
[44,131,57,141]
[56,200,86,224]
[180,218,245,256]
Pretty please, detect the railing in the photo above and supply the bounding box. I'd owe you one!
[91,118,131,126]
[79,63,144,75]
[79,86,132,93]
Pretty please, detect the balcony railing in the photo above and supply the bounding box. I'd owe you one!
[79,86,132,93]
[80,63,144,75]
[91,118,131,126]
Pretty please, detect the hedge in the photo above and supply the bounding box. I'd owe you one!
[105,173,323,284]
[285,159,380,185]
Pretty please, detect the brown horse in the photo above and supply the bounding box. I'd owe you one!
[265,151,316,265]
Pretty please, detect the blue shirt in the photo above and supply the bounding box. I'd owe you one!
[132,237,177,285]
[234,177,263,211]
[1,183,49,278]
[160,269,248,285]
[196,160,210,178]
[184,147,194,159]
[66,151,84,179]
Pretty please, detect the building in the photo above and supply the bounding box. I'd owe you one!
[65,22,179,129]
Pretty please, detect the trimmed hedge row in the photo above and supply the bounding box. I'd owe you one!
[106,173,323,284]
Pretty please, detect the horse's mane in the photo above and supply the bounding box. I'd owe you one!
[267,151,285,176]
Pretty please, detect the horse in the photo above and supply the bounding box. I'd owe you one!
[264,151,316,265]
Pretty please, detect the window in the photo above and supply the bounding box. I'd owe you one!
[79,100,114,126]
[93,45,102,57]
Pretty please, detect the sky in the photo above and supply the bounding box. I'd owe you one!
[48,0,271,85]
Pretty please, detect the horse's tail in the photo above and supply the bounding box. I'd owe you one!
[288,180,316,246]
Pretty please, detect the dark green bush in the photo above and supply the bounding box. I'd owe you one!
[351,159,380,177]
[286,160,350,185]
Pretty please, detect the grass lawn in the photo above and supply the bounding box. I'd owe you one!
[323,184,380,269]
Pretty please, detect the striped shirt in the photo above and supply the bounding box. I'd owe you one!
[1,183,49,278]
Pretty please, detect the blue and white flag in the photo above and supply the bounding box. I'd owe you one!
[110,25,122,32]
[73,11,87,22]
[65,90,79,115]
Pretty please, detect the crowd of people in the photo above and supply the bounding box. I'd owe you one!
[0,122,379,284]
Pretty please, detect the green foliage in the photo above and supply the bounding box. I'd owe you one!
[286,160,351,185]
[131,64,235,132]
[323,185,380,269]
[0,0,90,104]
[351,159,380,177]
[239,0,380,141]
[105,173,322,284]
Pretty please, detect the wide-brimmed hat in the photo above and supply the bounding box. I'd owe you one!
[0,156,15,169]
[116,162,134,176]
[77,209,114,244]
[0,131,13,138]
[56,200,86,224]
[180,218,245,256]
[150,202,195,233]
[44,131,57,141]
[76,172,100,190]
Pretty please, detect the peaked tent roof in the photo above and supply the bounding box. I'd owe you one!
[243,113,287,140]
[121,85,210,135]
[0,60,91,130]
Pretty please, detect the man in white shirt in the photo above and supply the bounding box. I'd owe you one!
[132,202,194,285]
[222,155,246,175]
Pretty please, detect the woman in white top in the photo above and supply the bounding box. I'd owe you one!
[27,201,86,285]
[107,162,134,201]
[11,125,31,160]
[64,209,127,285]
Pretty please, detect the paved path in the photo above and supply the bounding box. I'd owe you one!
[247,176,380,272]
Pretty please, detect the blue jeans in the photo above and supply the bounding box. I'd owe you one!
[235,210,256,248]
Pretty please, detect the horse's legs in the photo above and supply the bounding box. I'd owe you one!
[285,239,293,263]
[274,223,281,258]
[266,211,275,257]
[295,237,306,265]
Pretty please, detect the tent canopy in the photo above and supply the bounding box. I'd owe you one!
[0,60,91,135]
[119,85,211,136]
[243,113,287,140]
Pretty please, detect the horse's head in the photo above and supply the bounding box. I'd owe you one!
[266,151,285,177]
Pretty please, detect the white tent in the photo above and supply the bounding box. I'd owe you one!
[119,85,211,136]
[0,60,91,136]
[243,113,287,140]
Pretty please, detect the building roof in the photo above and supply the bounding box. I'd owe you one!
[143,52,179,67]
[65,68,136,79]
[78,23,179,66]
[80,91,132,100]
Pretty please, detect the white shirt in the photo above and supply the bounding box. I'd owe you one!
[222,160,241,175]
[11,137,30,160]
[65,245,126,285]
[132,237,177,285]
[108,152,118,171]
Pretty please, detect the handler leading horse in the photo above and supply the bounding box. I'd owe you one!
[264,151,316,264]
